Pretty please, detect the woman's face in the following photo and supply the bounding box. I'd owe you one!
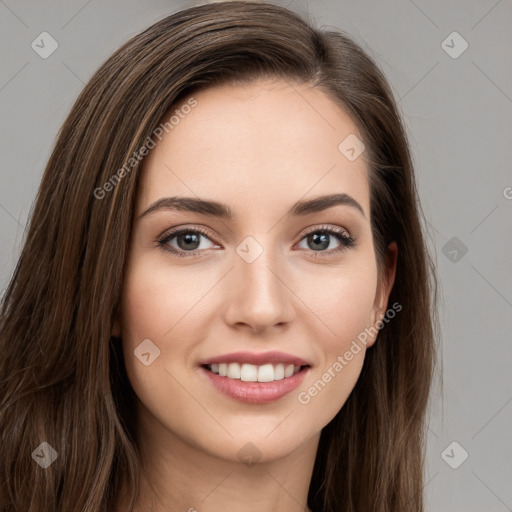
[114,78,396,464]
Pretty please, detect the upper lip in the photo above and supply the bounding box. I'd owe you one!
[200,351,311,367]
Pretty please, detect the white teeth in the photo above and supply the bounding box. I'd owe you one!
[207,362,303,382]
[240,363,258,382]
[227,363,241,379]
[257,364,274,382]
[274,363,285,380]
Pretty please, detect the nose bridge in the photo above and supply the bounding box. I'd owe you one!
[223,235,294,331]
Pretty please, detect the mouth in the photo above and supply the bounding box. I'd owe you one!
[199,361,311,404]
[202,362,309,382]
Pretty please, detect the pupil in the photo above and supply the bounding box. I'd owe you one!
[309,233,329,251]
[178,232,200,250]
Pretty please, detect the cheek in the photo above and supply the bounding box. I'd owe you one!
[118,260,198,429]
[297,255,378,352]
[118,256,217,398]
[326,262,377,370]
[293,257,377,423]
[119,256,204,341]
[118,260,184,387]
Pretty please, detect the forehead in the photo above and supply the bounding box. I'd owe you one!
[137,79,370,218]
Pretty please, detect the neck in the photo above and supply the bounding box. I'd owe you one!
[118,404,319,512]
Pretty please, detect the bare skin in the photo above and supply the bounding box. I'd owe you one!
[113,78,397,512]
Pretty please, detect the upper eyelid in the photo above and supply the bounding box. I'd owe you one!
[158,224,217,242]
[301,224,351,238]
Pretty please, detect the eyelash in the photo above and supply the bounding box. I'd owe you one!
[156,224,356,259]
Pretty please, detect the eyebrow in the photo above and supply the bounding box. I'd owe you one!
[139,193,366,220]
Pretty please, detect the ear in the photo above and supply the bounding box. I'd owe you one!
[366,241,398,348]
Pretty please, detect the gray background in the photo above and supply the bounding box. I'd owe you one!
[1,0,511,510]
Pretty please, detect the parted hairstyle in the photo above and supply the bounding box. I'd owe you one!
[0,2,438,511]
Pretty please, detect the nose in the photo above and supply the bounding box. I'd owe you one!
[222,243,295,334]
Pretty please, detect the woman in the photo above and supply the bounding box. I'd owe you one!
[0,2,438,511]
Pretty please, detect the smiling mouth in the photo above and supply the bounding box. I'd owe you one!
[202,362,310,383]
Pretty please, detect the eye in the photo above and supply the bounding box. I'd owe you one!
[157,224,356,258]
[296,224,356,256]
[157,227,219,257]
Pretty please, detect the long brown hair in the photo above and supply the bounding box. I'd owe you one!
[0,2,438,510]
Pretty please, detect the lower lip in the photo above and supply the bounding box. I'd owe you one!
[200,366,310,404]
